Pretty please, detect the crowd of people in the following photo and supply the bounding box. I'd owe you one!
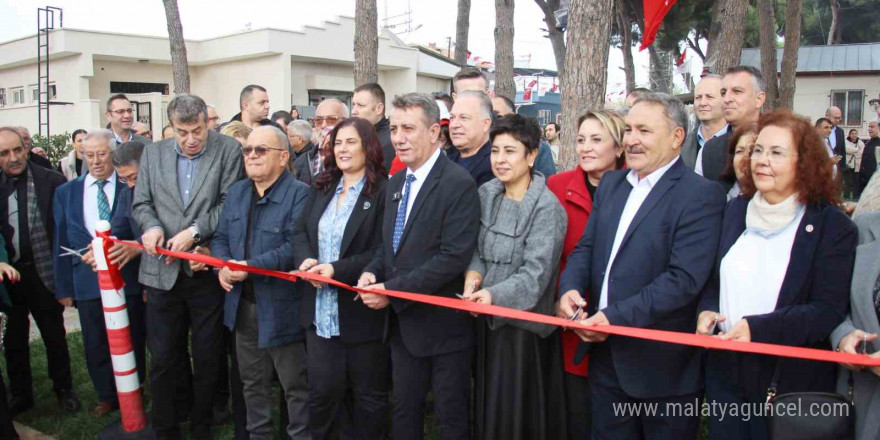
[0,63,878,440]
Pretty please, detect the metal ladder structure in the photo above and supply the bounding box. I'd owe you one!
[36,6,62,138]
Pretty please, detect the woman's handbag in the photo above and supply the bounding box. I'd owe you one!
[765,360,854,440]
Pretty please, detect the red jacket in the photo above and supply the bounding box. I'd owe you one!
[547,167,593,377]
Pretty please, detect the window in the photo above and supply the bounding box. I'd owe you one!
[0,88,5,107]
[307,90,352,109]
[537,109,551,126]
[110,81,169,95]
[831,90,864,126]
[31,84,56,102]
[11,88,24,105]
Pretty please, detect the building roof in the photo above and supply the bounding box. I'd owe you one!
[740,42,880,74]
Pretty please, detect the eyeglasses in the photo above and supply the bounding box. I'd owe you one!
[240,146,286,157]
[750,146,795,163]
[314,116,342,126]
[208,117,221,122]
[110,109,134,116]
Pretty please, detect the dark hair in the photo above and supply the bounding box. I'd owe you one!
[112,141,146,167]
[106,93,130,112]
[453,68,488,89]
[239,84,267,109]
[432,92,454,111]
[354,83,386,107]
[815,117,832,127]
[490,114,542,155]
[72,129,88,142]
[725,65,765,92]
[314,117,387,198]
[494,95,515,114]
[271,111,293,128]
[546,122,560,131]
[290,106,300,119]
[719,124,757,184]
[739,110,841,206]
[167,94,209,125]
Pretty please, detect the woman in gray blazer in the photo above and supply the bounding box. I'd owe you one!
[462,114,567,440]
[832,211,880,440]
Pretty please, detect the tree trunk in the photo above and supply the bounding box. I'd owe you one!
[777,0,802,109]
[558,0,613,171]
[705,0,748,75]
[616,0,636,93]
[757,0,779,111]
[162,0,190,94]
[354,0,379,85]
[494,0,516,99]
[648,46,673,93]
[535,0,566,76]
[827,0,839,45]
[455,0,471,65]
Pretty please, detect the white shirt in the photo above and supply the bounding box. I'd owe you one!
[599,157,680,310]
[718,207,804,333]
[694,124,729,176]
[83,172,117,238]
[403,147,442,225]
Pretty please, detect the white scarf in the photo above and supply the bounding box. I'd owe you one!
[746,192,802,234]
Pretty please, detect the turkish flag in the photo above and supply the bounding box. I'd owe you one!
[640,0,679,50]
[527,79,538,89]
[523,89,533,101]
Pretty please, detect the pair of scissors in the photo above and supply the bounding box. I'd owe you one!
[58,246,89,258]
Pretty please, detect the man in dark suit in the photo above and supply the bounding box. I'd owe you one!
[0,127,80,414]
[352,82,395,171]
[52,129,145,417]
[700,66,765,189]
[359,92,481,440]
[557,93,726,440]
[825,106,848,176]
[132,94,244,440]
[681,75,727,171]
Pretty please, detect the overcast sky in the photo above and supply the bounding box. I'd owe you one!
[0,0,702,97]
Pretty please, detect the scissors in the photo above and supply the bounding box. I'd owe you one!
[58,246,89,258]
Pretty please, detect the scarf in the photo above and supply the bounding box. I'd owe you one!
[745,192,802,237]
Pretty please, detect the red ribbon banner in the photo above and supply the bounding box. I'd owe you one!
[111,238,880,367]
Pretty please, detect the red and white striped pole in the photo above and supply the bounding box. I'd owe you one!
[93,220,147,433]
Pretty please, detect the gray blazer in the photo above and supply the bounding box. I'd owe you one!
[831,212,880,440]
[468,173,566,337]
[132,131,244,290]
[680,126,701,171]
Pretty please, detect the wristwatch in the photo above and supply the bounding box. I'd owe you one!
[188,225,201,244]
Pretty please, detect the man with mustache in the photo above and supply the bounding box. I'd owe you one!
[557,93,725,440]
[0,127,80,415]
[699,66,766,190]
[681,75,728,171]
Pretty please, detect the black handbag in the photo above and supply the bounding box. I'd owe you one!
[765,360,855,440]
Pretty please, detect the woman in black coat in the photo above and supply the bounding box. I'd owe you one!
[291,117,389,440]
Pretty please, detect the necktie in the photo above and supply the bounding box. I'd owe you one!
[96,180,110,221]
[392,174,416,254]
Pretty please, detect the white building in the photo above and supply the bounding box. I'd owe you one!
[0,16,458,139]
[740,43,880,136]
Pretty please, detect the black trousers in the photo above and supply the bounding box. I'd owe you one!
[389,330,472,440]
[589,344,701,440]
[4,264,72,398]
[78,296,146,403]
[0,367,18,439]
[306,328,389,440]
[146,272,225,439]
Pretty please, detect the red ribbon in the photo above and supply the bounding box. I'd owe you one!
[110,238,880,367]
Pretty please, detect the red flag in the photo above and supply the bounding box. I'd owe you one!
[527,79,538,89]
[675,49,687,66]
[640,0,680,50]
[467,51,472,60]
[523,89,533,101]
[550,83,559,93]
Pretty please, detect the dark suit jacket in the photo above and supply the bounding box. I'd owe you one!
[375,117,394,173]
[29,154,53,170]
[364,152,481,357]
[860,137,880,187]
[53,177,141,301]
[558,158,726,399]
[293,143,319,186]
[832,125,847,173]
[293,177,388,344]
[0,164,66,260]
[446,141,495,186]
[700,127,733,188]
[212,171,309,348]
[680,126,701,170]
[699,197,857,397]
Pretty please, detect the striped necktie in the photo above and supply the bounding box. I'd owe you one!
[96,179,110,221]
[392,174,416,254]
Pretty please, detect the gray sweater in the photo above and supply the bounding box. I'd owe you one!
[468,173,567,337]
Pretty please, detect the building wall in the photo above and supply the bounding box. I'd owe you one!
[191,54,285,123]
[793,75,880,136]
[416,75,449,95]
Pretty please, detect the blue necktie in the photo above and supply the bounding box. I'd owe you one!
[393,174,416,254]
[96,179,110,221]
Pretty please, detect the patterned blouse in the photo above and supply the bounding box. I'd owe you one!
[314,177,365,338]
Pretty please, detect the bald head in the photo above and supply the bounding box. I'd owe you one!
[314,99,349,133]
[244,125,291,185]
[132,121,151,139]
[825,106,843,127]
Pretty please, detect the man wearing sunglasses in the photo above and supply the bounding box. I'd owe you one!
[212,125,310,440]
[294,99,348,185]
[105,94,153,146]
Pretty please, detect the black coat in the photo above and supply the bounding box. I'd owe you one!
[375,117,394,173]
[832,125,847,173]
[292,177,388,344]
[364,152,481,357]
[700,127,734,190]
[292,143,319,186]
[860,137,879,187]
[0,163,66,259]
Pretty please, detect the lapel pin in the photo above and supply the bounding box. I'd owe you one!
[806,224,814,233]
[363,201,371,210]
[393,192,402,201]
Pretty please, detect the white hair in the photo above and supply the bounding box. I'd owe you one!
[83,129,117,150]
[287,120,313,141]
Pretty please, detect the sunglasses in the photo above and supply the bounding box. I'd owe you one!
[314,116,343,126]
[240,146,286,157]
